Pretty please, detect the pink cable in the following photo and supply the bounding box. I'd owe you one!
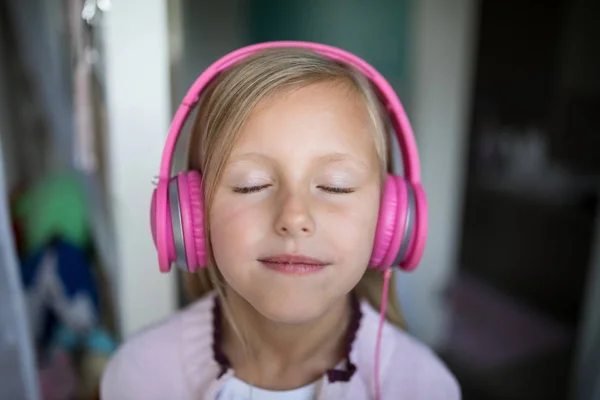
[375,268,392,400]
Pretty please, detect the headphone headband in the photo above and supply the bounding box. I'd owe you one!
[158,41,421,183]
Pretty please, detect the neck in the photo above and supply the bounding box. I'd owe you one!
[221,289,353,388]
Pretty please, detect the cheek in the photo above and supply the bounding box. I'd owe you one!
[325,189,381,271]
[208,192,267,275]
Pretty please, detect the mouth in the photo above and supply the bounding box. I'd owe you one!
[258,254,330,275]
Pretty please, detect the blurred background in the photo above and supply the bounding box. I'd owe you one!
[0,0,599,399]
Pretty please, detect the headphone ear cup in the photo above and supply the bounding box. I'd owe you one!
[177,171,207,271]
[400,183,427,271]
[150,189,160,249]
[151,184,175,273]
[370,175,408,270]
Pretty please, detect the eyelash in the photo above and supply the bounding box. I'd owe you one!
[318,186,355,194]
[232,185,355,194]
[232,184,271,194]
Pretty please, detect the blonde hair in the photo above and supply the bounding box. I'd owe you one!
[184,48,406,331]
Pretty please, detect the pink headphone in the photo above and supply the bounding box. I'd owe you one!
[150,41,428,275]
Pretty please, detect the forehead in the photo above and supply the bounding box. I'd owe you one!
[231,82,377,160]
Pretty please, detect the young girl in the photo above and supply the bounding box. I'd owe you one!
[101,42,460,399]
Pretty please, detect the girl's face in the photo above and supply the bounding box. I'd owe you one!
[210,81,382,324]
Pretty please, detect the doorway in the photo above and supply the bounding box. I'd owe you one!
[444,0,600,398]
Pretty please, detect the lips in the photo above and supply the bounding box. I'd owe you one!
[258,254,330,275]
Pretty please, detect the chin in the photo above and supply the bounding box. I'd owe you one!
[249,289,335,325]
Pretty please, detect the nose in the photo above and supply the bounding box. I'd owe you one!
[274,193,315,238]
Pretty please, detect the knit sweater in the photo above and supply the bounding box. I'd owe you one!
[101,292,460,399]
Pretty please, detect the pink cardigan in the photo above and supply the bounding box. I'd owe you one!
[101,293,460,399]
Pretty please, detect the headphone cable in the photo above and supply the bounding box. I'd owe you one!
[375,268,392,400]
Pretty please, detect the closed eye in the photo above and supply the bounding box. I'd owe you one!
[318,186,355,194]
[232,184,271,194]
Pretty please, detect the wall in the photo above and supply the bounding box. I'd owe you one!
[171,0,249,174]
[179,0,249,93]
[101,0,177,338]
[397,0,478,347]
[247,0,412,102]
